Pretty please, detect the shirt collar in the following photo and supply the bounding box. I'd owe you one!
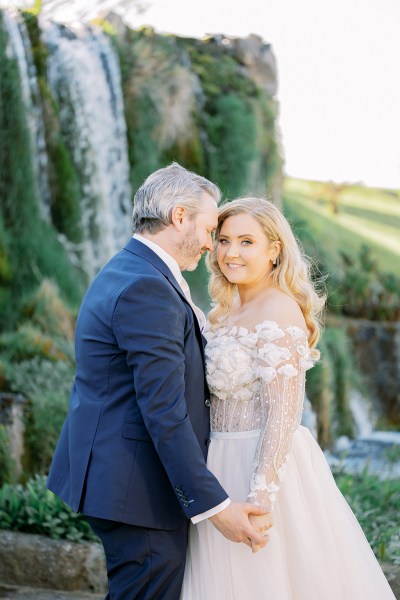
[133,234,182,284]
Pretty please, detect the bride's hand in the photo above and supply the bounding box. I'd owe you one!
[209,502,269,550]
[249,512,273,553]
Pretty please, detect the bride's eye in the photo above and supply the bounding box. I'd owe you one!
[219,238,229,244]
[242,240,252,245]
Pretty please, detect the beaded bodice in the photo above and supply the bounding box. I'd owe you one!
[204,320,314,510]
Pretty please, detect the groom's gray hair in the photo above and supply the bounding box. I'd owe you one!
[132,162,221,234]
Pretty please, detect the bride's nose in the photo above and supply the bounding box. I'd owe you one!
[226,243,240,258]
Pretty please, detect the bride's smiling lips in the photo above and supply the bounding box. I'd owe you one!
[225,263,244,269]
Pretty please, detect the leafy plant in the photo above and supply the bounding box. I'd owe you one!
[0,475,98,543]
[336,245,400,321]
[334,468,400,564]
[3,358,74,476]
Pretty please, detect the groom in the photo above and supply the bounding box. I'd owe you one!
[47,162,268,599]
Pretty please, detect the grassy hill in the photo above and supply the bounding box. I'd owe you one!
[283,177,400,277]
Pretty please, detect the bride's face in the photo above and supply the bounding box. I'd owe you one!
[217,214,278,286]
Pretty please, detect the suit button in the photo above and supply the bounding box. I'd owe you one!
[204,399,211,407]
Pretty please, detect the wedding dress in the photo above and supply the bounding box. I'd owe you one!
[181,320,395,599]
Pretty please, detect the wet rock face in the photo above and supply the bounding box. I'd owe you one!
[0,531,107,593]
[345,319,400,426]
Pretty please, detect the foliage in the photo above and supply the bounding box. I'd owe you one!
[113,26,281,204]
[0,475,98,543]
[178,36,258,109]
[0,13,83,329]
[125,88,164,192]
[334,468,400,564]
[306,334,335,448]
[207,94,256,198]
[0,425,15,485]
[306,324,360,447]
[284,190,400,321]
[22,11,83,246]
[22,279,76,341]
[178,35,281,198]
[336,245,400,321]
[0,325,72,363]
[3,357,74,476]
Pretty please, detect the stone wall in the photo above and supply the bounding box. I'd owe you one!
[0,530,107,593]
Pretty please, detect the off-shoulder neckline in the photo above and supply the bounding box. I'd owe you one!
[206,319,308,338]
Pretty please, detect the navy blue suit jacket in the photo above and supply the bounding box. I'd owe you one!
[47,238,228,529]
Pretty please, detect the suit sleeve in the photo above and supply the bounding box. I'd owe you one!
[112,275,228,518]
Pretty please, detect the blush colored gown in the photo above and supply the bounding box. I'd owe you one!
[180,320,395,599]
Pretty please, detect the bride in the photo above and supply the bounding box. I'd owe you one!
[180,197,395,599]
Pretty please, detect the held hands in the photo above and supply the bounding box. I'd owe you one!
[249,512,273,553]
[209,502,272,552]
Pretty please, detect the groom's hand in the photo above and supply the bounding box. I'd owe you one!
[209,502,271,550]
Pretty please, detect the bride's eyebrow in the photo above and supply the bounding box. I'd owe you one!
[218,233,256,239]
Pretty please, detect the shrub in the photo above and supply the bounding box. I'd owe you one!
[4,358,74,476]
[334,468,400,564]
[0,475,98,543]
[22,279,76,341]
[0,325,72,363]
[335,245,400,321]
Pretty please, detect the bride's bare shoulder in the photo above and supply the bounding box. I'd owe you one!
[258,289,306,331]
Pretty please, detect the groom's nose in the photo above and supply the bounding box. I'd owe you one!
[205,233,214,252]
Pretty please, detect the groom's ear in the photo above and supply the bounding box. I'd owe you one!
[171,205,188,230]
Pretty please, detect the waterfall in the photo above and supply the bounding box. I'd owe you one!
[42,19,132,277]
[2,9,51,220]
[349,389,377,438]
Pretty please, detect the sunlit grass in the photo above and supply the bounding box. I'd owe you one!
[283,177,400,276]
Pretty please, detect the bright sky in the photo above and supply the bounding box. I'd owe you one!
[4,0,400,189]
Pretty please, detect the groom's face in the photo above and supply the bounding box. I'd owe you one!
[177,193,218,271]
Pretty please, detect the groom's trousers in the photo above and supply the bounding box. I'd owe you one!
[87,516,189,600]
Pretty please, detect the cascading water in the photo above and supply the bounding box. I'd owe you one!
[2,9,132,278]
[42,19,132,277]
[2,9,51,220]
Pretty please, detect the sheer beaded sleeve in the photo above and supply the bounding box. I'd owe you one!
[247,323,314,511]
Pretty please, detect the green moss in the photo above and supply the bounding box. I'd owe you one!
[178,37,258,110]
[207,93,256,198]
[22,13,83,245]
[22,10,47,80]
[0,12,84,328]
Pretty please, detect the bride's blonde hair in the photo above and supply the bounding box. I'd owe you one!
[207,197,326,350]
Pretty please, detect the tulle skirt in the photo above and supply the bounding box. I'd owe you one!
[180,426,395,599]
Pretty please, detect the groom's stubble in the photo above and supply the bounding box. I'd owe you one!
[176,221,207,272]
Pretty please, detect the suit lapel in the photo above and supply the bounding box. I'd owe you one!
[123,238,206,362]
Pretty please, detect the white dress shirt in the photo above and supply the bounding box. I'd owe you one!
[132,234,231,523]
